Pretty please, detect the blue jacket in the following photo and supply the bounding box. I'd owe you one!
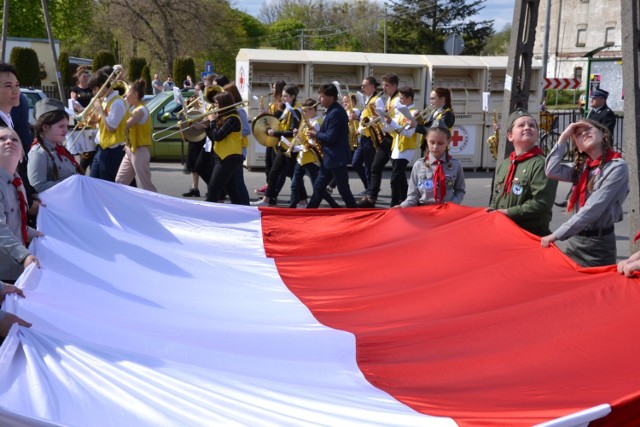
[316,101,351,169]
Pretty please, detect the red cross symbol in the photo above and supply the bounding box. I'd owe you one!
[238,67,245,91]
[451,129,464,147]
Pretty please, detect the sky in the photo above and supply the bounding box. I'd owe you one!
[235,0,515,33]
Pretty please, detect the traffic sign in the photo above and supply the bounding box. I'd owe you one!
[544,78,581,90]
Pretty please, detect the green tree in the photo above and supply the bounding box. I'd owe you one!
[9,47,40,86]
[93,50,116,72]
[385,0,493,55]
[482,24,511,56]
[266,19,305,50]
[141,64,152,94]
[233,11,267,49]
[173,56,195,89]
[59,51,73,87]
[128,57,148,81]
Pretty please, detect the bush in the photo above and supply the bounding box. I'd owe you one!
[9,47,40,87]
[141,64,152,94]
[545,89,585,107]
[59,51,73,87]
[92,50,116,72]
[127,57,147,81]
[173,56,195,89]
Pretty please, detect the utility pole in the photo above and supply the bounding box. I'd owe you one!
[621,1,640,252]
[41,0,65,100]
[1,0,7,62]
[496,0,540,162]
[383,7,387,54]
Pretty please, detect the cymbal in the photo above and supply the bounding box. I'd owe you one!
[251,113,280,147]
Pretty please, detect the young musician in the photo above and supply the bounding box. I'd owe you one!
[357,73,400,208]
[204,92,246,204]
[306,83,356,208]
[88,66,129,182]
[256,80,287,196]
[115,79,157,192]
[387,86,419,207]
[252,84,302,206]
[288,98,339,208]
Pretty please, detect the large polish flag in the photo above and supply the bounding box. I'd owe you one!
[0,175,638,427]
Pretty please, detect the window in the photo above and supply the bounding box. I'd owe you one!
[576,25,587,47]
[605,25,616,46]
[574,67,583,81]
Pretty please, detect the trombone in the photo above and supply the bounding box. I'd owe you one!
[152,100,249,142]
[67,65,126,151]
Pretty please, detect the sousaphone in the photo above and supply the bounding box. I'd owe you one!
[251,113,280,147]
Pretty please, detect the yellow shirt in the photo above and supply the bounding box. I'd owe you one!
[128,105,152,152]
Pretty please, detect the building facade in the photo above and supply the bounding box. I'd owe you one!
[534,0,622,111]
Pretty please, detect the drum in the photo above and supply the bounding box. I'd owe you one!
[66,128,97,155]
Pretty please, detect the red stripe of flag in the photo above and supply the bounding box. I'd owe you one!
[261,204,640,427]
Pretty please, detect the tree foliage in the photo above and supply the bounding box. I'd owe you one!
[9,47,40,86]
[93,50,116,72]
[127,57,148,81]
[173,56,195,89]
[482,24,511,56]
[385,0,493,55]
[59,51,73,87]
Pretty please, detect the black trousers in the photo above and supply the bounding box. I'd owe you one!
[366,136,392,199]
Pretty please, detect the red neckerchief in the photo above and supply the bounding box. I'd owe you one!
[54,144,81,169]
[502,146,544,196]
[427,153,447,204]
[11,176,28,244]
[567,151,622,212]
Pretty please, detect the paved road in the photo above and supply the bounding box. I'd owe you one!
[148,161,633,261]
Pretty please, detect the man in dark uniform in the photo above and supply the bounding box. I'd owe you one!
[587,88,616,137]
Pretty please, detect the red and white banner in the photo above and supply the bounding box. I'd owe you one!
[544,78,582,90]
[0,176,639,426]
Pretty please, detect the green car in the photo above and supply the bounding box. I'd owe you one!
[146,90,195,160]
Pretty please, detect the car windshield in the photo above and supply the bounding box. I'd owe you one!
[144,93,170,111]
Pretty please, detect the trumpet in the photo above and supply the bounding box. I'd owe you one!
[346,92,359,149]
[152,100,249,142]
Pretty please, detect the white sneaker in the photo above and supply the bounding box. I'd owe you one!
[297,200,308,208]
[251,199,269,207]
[325,186,334,194]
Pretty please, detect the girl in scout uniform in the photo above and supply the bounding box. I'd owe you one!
[204,92,246,205]
[115,79,157,192]
[28,99,82,193]
[488,110,557,237]
[396,122,465,208]
[542,119,628,267]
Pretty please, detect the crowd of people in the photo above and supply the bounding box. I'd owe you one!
[0,62,638,338]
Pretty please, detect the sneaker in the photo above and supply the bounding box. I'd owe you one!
[356,190,368,196]
[251,199,269,206]
[356,195,376,208]
[255,185,267,195]
[268,197,278,206]
[326,186,334,195]
[182,188,200,197]
[297,200,308,208]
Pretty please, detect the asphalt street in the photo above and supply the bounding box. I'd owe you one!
[147,161,633,261]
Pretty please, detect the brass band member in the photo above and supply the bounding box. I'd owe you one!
[223,82,250,205]
[416,87,455,155]
[288,98,339,208]
[115,79,157,192]
[255,80,287,196]
[88,66,130,182]
[252,84,303,206]
[353,76,380,193]
[182,82,207,197]
[204,91,247,204]
[387,86,419,207]
[357,73,400,208]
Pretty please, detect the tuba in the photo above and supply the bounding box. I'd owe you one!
[487,110,499,160]
[361,103,384,149]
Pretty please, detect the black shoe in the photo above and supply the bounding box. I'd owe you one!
[554,200,568,208]
[268,197,278,206]
[183,188,200,197]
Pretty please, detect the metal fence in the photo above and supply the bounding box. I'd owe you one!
[543,109,624,154]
